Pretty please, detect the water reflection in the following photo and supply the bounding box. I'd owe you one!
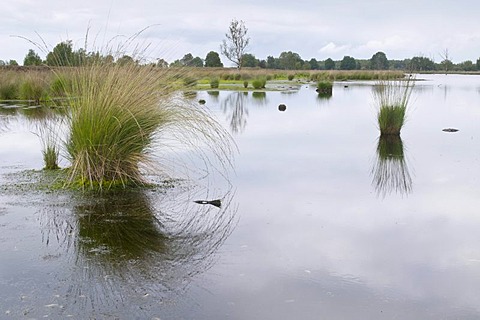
[207,90,220,103]
[371,135,412,197]
[251,91,268,106]
[39,186,237,315]
[221,92,249,134]
[316,92,332,105]
[317,92,332,100]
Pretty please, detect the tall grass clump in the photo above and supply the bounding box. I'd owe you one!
[61,61,233,190]
[43,145,60,170]
[316,80,333,95]
[19,74,49,103]
[210,78,219,89]
[49,73,72,99]
[0,71,20,100]
[373,77,414,136]
[62,63,170,188]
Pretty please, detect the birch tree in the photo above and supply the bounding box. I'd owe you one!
[220,19,250,69]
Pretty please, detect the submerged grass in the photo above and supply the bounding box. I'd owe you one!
[373,77,414,135]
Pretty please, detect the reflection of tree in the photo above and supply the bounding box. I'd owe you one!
[221,92,249,134]
[39,185,237,317]
[371,135,412,197]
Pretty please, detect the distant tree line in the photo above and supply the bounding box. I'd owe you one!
[3,40,480,72]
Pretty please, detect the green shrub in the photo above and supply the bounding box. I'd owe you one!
[210,78,219,88]
[252,78,266,89]
[233,73,241,80]
[243,80,248,88]
[288,74,294,81]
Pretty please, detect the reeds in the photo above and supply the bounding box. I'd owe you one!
[373,77,414,135]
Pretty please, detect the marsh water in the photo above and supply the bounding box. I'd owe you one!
[2,74,480,319]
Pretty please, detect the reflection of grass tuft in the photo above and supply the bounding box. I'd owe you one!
[372,135,412,197]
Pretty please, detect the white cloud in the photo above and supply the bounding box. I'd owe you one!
[319,42,352,56]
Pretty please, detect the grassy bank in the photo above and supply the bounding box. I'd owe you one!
[0,67,407,100]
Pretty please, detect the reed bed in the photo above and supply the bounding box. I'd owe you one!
[0,68,54,102]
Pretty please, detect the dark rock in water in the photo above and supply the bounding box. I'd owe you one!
[194,199,221,208]
[442,128,459,132]
[198,99,206,105]
[278,104,287,112]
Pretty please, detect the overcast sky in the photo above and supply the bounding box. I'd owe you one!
[2,0,480,66]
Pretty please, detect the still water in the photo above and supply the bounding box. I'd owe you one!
[2,74,480,319]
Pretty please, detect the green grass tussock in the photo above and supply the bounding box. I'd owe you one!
[316,80,333,95]
[19,74,49,103]
[0,71,20,100]
[64,63,174,188]
[61,62,233,190]
[373,77,414,136]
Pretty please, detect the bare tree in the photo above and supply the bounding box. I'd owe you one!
[220,19,250,69]
[439,48,453,74]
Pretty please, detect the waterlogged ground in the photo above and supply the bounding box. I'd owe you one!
[2,74,480,319]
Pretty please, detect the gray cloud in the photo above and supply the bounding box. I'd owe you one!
[2,0,480,65]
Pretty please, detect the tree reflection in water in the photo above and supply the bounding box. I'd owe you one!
[39,183,237,316]
[371,135,412,197]
[221,92,249,134]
